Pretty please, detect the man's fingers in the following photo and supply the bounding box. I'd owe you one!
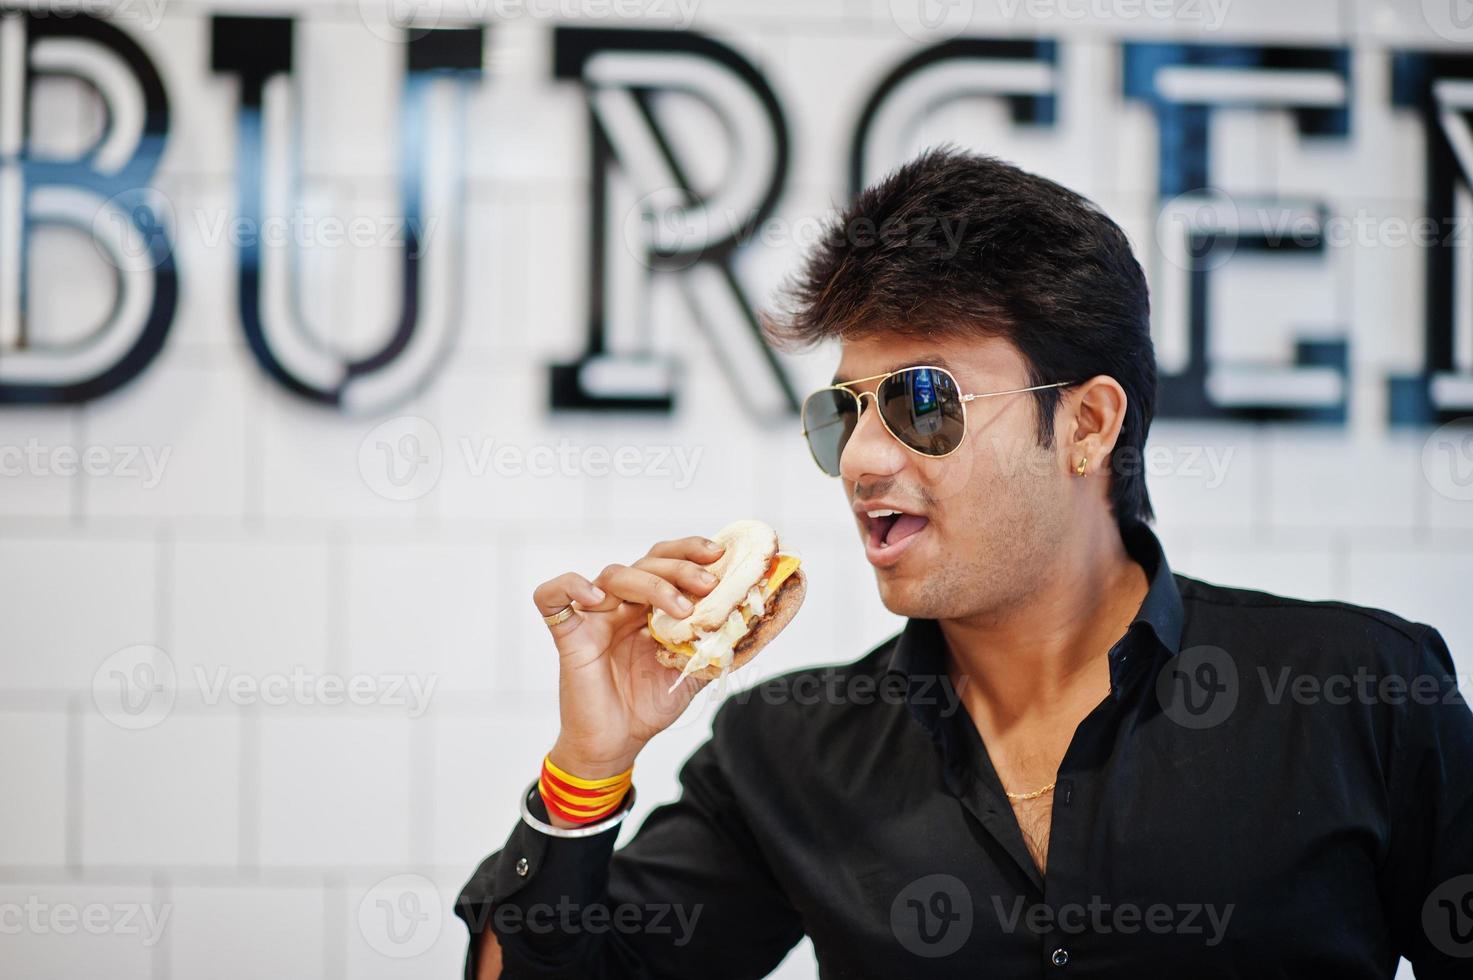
[646,535,726,564]
[631,556,720,599]
[532,573,607,635]
[532,572,606,613]
[532,538,724,636]
[593,564,695,620]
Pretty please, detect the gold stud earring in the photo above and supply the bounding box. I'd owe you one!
[1074,456,1088,477]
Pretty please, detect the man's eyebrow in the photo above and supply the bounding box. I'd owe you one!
[831,355,954,386]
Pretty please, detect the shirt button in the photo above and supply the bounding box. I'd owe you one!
[514,857,529,877]
[1051,947,1070,967]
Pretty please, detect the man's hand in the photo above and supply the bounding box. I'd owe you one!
[532,535,727,782]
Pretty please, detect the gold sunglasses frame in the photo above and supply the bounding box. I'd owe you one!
[799,366,1078,476]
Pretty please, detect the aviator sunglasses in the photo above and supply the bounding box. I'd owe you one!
[800,365,1078,477]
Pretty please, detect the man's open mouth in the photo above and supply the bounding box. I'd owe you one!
[864,507,930,550]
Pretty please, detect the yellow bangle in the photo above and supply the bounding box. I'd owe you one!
[543,754,634,790]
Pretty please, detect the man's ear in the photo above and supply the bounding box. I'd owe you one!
[1062,376,1128,477]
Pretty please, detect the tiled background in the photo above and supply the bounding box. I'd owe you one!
[3,0,1472,976]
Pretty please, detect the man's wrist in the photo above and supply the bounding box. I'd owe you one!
[547,740,639,781]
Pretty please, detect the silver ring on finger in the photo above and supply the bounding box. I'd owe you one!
[542,602,580,627]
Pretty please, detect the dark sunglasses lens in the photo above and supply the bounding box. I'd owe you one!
[877,368,966,456]
[802,389,858,476]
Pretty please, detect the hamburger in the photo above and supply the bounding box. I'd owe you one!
[647,519,806,691]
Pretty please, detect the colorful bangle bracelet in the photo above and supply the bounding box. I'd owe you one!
[519,778,637,839]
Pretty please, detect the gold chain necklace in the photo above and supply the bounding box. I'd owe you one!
[1004,780,1057,802]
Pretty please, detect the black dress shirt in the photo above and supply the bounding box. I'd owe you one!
[455,522,1473,978]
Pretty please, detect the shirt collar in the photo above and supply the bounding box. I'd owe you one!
[1119,518,1184,662]
[885,520,1184,725]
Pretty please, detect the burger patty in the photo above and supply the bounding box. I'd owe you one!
[727,570,803,657]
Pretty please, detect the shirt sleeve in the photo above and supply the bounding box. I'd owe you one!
[1381,624,1473,975]
[454,698,806,979]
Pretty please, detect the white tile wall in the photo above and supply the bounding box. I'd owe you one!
[344,532,506,693]
[0,536,159,691]
[257,716,415,867]
[81,714,243,867]
[1,3,1467,980]
[168,884,328,978]
[80,348,253,519]
[0,712,70,866]
[430,706,559,869]
[170,535,333,689]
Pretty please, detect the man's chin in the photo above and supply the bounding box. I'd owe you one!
[874,576,938,620]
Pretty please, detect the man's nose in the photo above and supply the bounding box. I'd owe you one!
[839,391,907,482]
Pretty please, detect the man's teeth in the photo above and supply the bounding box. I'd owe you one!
[867,509,902,518]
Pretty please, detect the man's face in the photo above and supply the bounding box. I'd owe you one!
[835,333,1074,620]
